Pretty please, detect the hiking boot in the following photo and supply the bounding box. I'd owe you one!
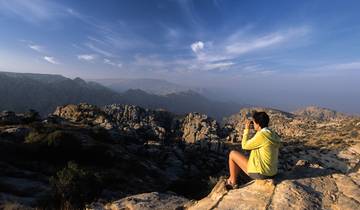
[225,178,238,190]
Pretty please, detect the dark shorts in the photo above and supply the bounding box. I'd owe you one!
[248,173,275,180]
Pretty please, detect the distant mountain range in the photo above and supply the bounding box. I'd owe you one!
[0,71,243,120]
[90,78,193,95]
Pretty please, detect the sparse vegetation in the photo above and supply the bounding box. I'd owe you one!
[49,161,101,210]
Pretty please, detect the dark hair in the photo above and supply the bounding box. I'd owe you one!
[252,111,269,128]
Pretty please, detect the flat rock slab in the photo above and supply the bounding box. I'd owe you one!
[188,179,275,210]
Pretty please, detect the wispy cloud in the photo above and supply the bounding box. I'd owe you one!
[28,44,44,53]
[104,58,122,68]
[184,26,311,72]
[77,54,97,61]
[225,26,309,55]
[226,33,284,54]
[203,61,235,71]
[43,56,59,64]
[0,0,70,23]
[85,43,114,57]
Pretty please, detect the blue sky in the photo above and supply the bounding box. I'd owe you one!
[0,0,359,113]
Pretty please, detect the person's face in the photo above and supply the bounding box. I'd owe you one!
[253,120,261,131]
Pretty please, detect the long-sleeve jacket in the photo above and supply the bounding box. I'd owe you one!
[242,127,281,176]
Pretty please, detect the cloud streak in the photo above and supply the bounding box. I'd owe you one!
[43,56,59,64]
[104,58,122,68]
[0,0,70,23]
[28,44,44,53]
[77,54,97,61]
[184,26,310,72]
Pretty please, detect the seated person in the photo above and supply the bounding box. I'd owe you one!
[226,111,281,189]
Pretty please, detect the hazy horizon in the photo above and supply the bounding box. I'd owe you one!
[0,0,359,115]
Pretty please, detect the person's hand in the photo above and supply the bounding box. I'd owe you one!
[245,120,252,130]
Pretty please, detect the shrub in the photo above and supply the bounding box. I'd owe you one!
[49,161,101,209]
[25,131,47,143]
[46,130,81,151]
[25,130,82,161]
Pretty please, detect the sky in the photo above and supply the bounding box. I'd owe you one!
[0,0,359,114]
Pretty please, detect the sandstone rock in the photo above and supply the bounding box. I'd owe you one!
[187,156,360,210]
[188,179,275,210]
[53,103,107,125]
[181,112,220,144]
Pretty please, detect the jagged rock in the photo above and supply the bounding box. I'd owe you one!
[181,112,220,143]
[103,104,176,141]
[53,103,109,126]
[86,192,189,210]
[2,104,360,210]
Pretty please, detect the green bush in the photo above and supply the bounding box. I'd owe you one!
[50,161,101,209]
[46,130,81,151]
[25,130,82,161]
[25,131,47,143]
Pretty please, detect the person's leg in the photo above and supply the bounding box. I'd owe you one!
[228,150,248,184]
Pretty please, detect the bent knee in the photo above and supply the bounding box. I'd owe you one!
[229,150,240,158]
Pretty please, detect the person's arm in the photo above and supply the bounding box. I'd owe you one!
[242,128,267,150]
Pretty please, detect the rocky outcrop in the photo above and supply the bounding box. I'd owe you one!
[93,106,360,210]
[53,103,175,142]
[187,156,360,210]
[2,104,359,209]
[103,104,177,142]
[53,103,113,128]
[294,106,349,121]
[181,112,220,143]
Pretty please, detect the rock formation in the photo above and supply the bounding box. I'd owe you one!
[294,106,349,121]
[1,104,359,210]
[89,106,360,210]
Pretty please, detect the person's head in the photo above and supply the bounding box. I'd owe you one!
[252,111,269,130]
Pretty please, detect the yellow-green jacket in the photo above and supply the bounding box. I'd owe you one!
[242,127,281,176]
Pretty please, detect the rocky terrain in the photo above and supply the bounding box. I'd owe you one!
[0,103,227,209]
[0,105,359,210]
[88,106,360,210]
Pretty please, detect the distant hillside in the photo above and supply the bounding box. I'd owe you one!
[120,89,243,120]
[90,78,192,95]
[0,72,122,115]
[293,106,349,121]
[0,72,243,119]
